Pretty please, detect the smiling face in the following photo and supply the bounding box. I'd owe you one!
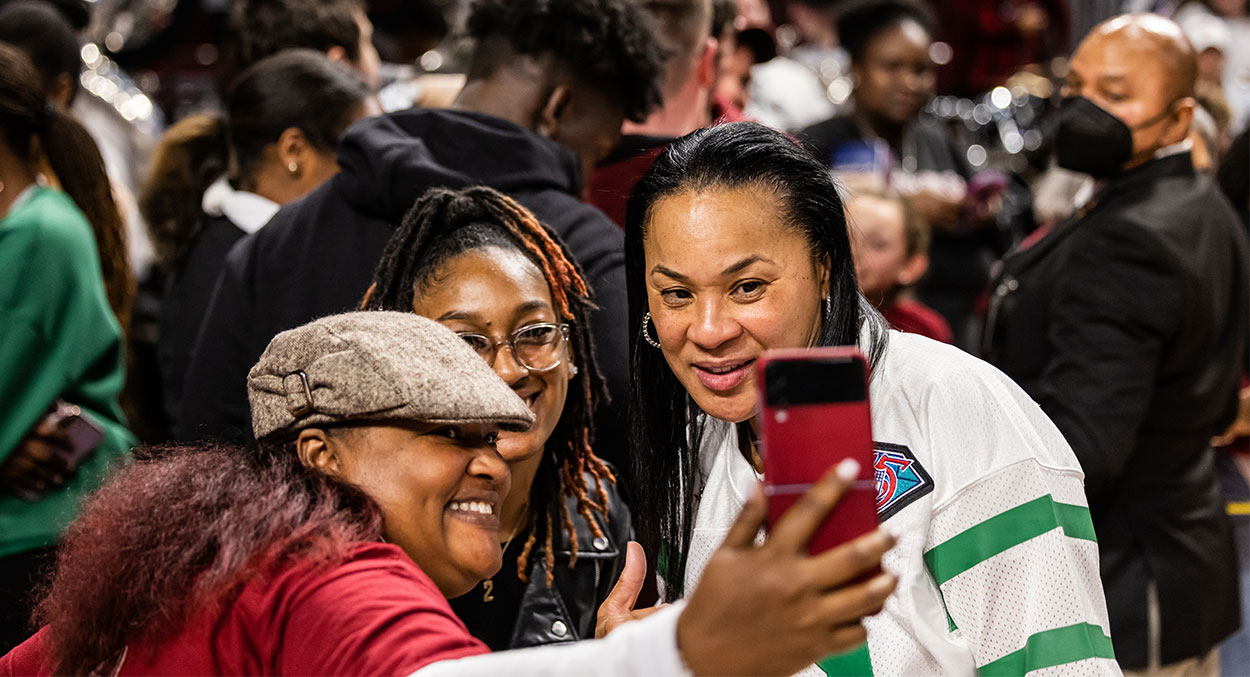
[853,20,935,128]
[307,421,511,598]
[411,247,571,467]
[643,185,829,423]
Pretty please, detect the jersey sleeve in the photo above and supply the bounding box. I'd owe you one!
[272,545,489,676]
[412,601,689,677]
[917,358,1121,676]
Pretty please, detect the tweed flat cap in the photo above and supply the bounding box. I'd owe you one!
[248,311,535,439]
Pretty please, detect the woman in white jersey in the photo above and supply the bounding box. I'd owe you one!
[622,122,1121,676]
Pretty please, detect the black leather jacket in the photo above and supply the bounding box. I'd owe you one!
[451,471,632,649]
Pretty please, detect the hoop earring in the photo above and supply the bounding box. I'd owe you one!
[641,311,662,349]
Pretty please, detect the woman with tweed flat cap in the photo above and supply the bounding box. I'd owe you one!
[3,310,896,676]
[361,185,628,650]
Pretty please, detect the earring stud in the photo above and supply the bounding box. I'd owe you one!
[287,162,298,173]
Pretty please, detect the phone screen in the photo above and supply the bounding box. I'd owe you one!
[764,358,867,407]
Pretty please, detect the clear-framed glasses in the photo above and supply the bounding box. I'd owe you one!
[456,323,570,372]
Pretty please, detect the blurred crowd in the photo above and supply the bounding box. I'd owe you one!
[0,0,1247,674]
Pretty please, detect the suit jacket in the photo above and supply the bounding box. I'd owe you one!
[982,152,1248,667]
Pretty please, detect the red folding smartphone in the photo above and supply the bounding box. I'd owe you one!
[757,347,878,555]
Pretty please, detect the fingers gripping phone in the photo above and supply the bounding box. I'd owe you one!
[757,348,878,555]
[8,400,104,503]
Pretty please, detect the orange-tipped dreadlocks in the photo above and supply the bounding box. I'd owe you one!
[362,185,615,587]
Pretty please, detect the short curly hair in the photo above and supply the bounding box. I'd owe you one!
[465,0,668,123]
[230,0,365,71]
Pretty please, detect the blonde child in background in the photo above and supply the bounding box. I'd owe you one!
[847,189,953,343]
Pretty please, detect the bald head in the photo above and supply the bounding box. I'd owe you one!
[1065,13,1199,172]
[1084,13,1197,101]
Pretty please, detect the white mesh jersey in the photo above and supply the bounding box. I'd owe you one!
[677,331,1122,676]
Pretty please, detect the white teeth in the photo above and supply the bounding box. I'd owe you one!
[451,501,494,515]
[705,363,741,374]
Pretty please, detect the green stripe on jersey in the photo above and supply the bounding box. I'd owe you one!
[978,623,1115,675]
[923,494,1095,586]
[817,642,873,676]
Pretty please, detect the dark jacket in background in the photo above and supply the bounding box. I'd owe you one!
[158,214,246,427]
[177,109,630,480]
[451,471,630,650]
[982,152,1248,668]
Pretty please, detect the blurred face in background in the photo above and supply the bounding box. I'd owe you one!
[716,43,755,111]
[1208,0,1247,18]
[847,194,925,306]
[1196,47,1224,86]
[852,20,936,128]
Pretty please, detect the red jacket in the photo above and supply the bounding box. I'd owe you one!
[1,544,487,676]
[882,298,954,344]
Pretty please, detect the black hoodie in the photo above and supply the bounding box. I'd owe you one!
[178,109,630,475]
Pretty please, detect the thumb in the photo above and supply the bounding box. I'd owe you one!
[602,541,647,616]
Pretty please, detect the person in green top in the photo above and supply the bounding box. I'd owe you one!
[0,44,136,652]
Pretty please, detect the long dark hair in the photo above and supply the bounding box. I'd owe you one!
[362,186,615,585]
[33,442,383,675]
[0,43,133,331]
[140,49,370,271]
[624,122,889,597]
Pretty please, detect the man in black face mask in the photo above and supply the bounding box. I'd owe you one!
[982,13,1248,675]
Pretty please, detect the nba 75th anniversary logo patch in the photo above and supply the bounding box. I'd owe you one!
[873,442,933,521]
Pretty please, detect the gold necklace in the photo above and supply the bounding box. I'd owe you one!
[500,524,523,553]
[483,506,529,603]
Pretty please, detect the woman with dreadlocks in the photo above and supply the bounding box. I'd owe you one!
[362,186,627,650]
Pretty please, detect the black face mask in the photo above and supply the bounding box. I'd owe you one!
[1055,96,1176,178]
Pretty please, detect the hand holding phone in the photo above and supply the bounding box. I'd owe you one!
[677,463,897,676]
[0,400,103,502]
[757,347,879,555]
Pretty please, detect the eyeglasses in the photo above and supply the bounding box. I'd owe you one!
[457,323,570,372]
